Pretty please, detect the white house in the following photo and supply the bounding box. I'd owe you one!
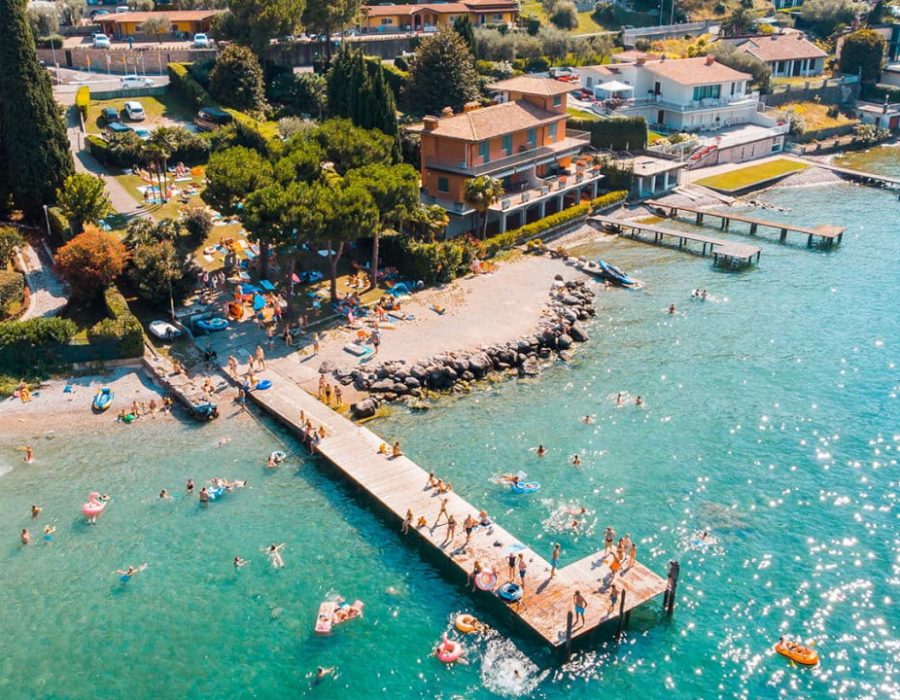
[580,56,759,132]
[735,34,827,78]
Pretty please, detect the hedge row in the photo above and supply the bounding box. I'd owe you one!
[167,62,217,110]
[483,190,628,255]
[0,316,77,373]
[46,206,72,242]
[75,86,90,122]
[87,286,144,359]
[861,82,900,102]
[381,234,477,284]
[372,57,409,99]
[568,117,649,152]
[0,269,24,317]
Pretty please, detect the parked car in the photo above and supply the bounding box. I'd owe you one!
[149,320,182,341]
[124,101,145,121]
[115,5,130,12]
[100,106,120,125]
[133,127,151,140]
[89,9,110,19]
[92,33,111,49]
[194,106,233,131]
[193,33,211,48]
[106,122,133,135]
[121,75,154,89]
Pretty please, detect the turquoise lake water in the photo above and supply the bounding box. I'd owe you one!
[1,181,898,699]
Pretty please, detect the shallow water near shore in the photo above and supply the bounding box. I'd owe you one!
[1,181,898,699]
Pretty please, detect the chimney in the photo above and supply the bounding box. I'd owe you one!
[463,101,480,113]
[705,54,715,66]
[423,116,439,131]
[441,106,454,118]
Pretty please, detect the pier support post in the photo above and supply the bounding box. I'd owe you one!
[749,223,757,235]
[663,560,680,616]
[565,611,574,660]
[780,228,787,242]
[615,589,628,639]
[807,234,813,247]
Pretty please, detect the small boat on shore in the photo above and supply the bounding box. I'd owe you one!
[596,259,637,287]
[195,317,229,333]
[92,387,113,412]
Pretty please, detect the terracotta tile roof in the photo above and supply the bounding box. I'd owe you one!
[424,101,564,140]
[612,50,661,63]
[644,57,751,86]
[737,35,828,63]
[580,65,620,77]
[486,76,574,97]
[363,1,514,17]
[100,10,222,24]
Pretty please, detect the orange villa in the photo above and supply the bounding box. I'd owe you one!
[359,0,518,34]
[95,10,222,39]
[416,77,600,237]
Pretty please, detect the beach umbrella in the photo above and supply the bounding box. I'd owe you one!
[252,294,266,311]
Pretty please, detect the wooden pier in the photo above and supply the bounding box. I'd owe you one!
[646,200,844,247]
[804,160,900,191]
[594,214,762,267]
[143,347,220,420]
[226,357,671,650]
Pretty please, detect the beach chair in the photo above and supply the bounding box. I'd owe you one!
[259,279,276,292]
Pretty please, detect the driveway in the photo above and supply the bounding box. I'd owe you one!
[17,239,67,321]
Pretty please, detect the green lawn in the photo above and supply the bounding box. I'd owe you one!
[87,92,196,132]
[112,171,206,223]
[567,107,599,121]
[522,1,606,33]
[696,159,809,193]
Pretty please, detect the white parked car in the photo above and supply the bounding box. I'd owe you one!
[92,33,111,49]
[149,321,182,341]
[121,75,154,89]
[124,101,145,121]
[115,6,130,13]
[193,33,211,48]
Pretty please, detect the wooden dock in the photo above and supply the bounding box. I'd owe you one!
[594,215,762,267]
[143,347,220,420]
[804,160,900,191]
[227,357,670,649]
[646,200,845,247]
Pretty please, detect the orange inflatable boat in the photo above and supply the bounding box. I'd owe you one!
[774,640,819,666]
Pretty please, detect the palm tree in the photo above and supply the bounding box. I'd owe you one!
[149,127,179,202]
[463,175,504,239]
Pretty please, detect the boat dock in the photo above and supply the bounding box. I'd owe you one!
[646,200,844,247]
[594,215,762,267]
[227,357,672,651]
[803,160,900,191]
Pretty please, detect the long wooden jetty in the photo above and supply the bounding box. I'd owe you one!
[225,355,671,651]
[594,214,761,267]
[804,160,900,191]
[646,200,844,247]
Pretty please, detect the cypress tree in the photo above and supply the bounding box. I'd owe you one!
[407,25,480,116]
[0,0,74,218]
[346,51,370,128]
[326,47,352,119]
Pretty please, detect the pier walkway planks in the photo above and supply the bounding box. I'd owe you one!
[231,357,668,648]
[646,200,844,246]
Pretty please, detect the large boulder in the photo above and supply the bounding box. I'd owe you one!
[468,352,492,377]
[570,323,589,343]
[351,398,378,420]
[520,356,541,376]
[557,334,573,350]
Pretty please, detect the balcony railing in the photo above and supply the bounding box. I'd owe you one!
[627,92,760,113]
[424,131,591,177]
[492,168,603,211]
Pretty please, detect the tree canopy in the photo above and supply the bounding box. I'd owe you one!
[0,0,74,218]
[407,25,480,116]
[56,226,128,299]
[712,43,772,93]
[840,28,885,81]
[303,0,361,59]
[800,0,864,37]
[216,0,306,57]
[463,176,504,239]
[209,44,268,114]
[56,174,113,231]
[202,146,274,215]
[326,50,399,150]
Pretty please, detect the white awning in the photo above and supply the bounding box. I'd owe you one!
[597,80,634,93]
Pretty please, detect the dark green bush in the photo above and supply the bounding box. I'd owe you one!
[87,286,143,359]
[394,54,409,71]
[0,317,77,373]
[167,62,217,110]
[46,206,72,241]
[568,117,648,151]
[381,234,475,284]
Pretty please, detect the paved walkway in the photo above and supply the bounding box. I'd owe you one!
[17,241,67,320]
[66,107,155,222]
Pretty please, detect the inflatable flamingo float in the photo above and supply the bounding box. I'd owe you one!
[82,492,108,524]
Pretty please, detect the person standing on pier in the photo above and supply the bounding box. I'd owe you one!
[517,553,527,589]
[551,543,560,577]
[604,526,615,553]
[445,514,457,543]
[507,552,517,582]
[573,591,587,626]
[628,542,637,569]
[402,509,413,535]
[463,514,476,545]
[433,498,449,527]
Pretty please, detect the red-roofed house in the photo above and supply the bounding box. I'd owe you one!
[735,34,828,77]
[359,1,518,33]
[96,11,222,39]
[416,77,601,236]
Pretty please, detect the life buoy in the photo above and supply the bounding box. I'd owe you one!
[498,582,523,602]
[474,570,497,591]
[455,614,482,634]
[436,633,463,663]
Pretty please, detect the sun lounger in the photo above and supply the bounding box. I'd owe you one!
[344,343,373,357]
[259,279,276,292]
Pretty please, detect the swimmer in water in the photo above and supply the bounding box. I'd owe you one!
[116,563,147,581]
[582,415,593,424]
[572,454,582,466]
[313,666,335,685]
[233,556,249,569]
[159,489,172,501]
[635,395,644,407]
[263,543,286,568]
[23,445,33,463]
[536,445,546,457]
[186,479,195,494]
[31,505,42,519]
[500,474,522,486]
[668,304,676,315]
[21,528,30,545]
[43,524,55,543]
[615,392,623,406]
